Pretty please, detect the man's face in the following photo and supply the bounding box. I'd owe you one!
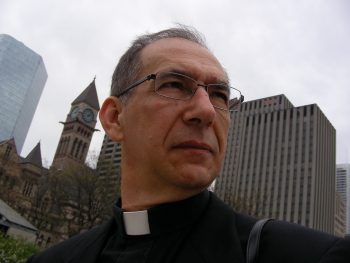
[117,38,230,196]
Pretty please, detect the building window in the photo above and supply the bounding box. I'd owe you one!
[3,145,12,160]
[71,138,78,156]
[56,139,63,155]
[80,143,87,160]
[23,181,33,197]
[75,140,82,158]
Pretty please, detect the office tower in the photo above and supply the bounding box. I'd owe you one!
[336,163,350,234]
[215,94,336,234]
[334,192,346,236]
[97,135,121,176]
[52,79,99,169]
[0,34,47,153]
[96,135,121,198]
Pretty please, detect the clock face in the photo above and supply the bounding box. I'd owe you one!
[82,108,94,123]
[70,106,80,119]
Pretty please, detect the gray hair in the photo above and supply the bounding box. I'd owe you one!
[111,25,208,102]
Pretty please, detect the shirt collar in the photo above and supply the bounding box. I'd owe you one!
[122,210,150,235]
[113,190,210,237]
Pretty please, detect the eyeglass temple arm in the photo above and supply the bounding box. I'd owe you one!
[240,95,245,103]
[229,94,244,112]
[116,74,156,97]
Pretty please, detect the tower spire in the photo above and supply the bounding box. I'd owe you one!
[71,78,100,110]
[22,142,42,167]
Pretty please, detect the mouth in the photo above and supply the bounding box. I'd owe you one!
[173,140,214,153]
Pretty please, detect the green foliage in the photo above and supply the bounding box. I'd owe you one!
[0,233,39,263]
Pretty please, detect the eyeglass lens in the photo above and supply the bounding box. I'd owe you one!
[154,72,240,111]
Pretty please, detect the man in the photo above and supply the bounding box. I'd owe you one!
[28,26,350,262]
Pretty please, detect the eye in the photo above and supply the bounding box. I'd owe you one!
[158,80,185,91]
[155,72,194,98]
[208,85,229,103]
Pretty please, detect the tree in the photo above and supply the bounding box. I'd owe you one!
[0,234,39,263]
[43,161,119,238]
[227,193,264,218]
[0,144,121,246]
[222,183,265,218]
[30,175,51,230]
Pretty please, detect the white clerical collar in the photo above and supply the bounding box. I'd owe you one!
[122,210,151,235]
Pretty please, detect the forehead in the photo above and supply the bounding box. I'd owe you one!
[140,38,228,83]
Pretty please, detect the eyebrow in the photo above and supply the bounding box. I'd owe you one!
[164,68,192,77]
[208,83,231,95]
[162,68,229,86]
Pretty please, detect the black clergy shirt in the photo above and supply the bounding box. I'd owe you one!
[28,188,350,263]
[98,190,211,263]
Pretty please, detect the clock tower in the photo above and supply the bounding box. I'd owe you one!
[52,78,100,169]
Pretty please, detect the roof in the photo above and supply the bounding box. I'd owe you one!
[72,78,100,110]
[0,199,37,232]
[22,142,42,167]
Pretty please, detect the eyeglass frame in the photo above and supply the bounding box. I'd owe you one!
[114,71,244,112]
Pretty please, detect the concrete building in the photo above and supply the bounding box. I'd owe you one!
[336,163,350,234]
[334,192,346,237]
[215,94,336,234]
[0,34,47,153]
[96,135,121,199]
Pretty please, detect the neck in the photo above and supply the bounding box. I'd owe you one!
[119,157,207,211]
[121,177,203,211]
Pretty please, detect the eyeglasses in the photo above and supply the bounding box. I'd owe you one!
[115,71,244,112]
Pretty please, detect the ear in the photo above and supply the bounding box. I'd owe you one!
[99,96,125,142]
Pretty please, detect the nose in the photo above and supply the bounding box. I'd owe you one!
[182,87,216,127]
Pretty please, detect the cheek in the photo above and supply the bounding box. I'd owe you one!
[147,99,181,128]
[216,119,230,149]
[135,104,179,148]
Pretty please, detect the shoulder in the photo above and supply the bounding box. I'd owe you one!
[207,192,257,243]
[182,192,257,262]
[27,219,114,263]
[206,193,350,262]
[259,220,350,262]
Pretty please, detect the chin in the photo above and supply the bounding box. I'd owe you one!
[174,168,217,190]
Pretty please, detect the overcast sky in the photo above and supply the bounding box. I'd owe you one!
[1,0,349,166]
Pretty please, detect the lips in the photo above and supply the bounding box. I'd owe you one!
[173,140,214,153]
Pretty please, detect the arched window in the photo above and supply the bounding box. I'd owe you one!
[80,143,87,160]
[56,139,63,155]
[71,138,78,156]
[75,140,82,158]
[64,137,71,154]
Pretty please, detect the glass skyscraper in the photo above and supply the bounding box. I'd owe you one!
[0,34,47,153]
